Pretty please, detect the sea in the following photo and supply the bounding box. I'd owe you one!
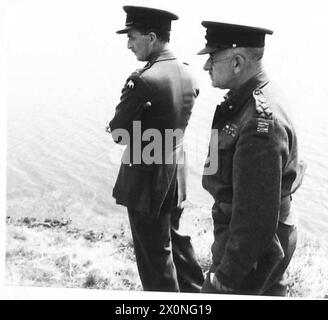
[6,0,328,248]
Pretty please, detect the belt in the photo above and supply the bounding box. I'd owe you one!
[214,195,295,226]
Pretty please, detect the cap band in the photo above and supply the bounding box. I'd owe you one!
[205,29,266,48]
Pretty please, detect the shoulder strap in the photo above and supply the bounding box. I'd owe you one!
[252,87,273,119]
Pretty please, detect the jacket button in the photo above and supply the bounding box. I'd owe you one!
[144,101,152,109]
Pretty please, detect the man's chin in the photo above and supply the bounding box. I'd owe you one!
[210,79,223,89]
[209,76,216,87]
[134,54,146,62]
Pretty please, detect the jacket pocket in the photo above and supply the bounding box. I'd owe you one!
[113,164,152,214]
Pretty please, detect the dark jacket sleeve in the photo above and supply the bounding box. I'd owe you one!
[215,117,289,289]
[109,74,153,144]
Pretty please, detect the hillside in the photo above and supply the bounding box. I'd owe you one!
[5,202,328,298]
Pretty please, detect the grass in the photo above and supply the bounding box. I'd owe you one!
[5,202,328,298]
[286,235,328,298]
[5,216,142,291]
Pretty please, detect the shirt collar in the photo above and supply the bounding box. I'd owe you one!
[219,71,270,116]
[148,49,177,65]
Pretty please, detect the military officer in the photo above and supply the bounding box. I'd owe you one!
[198,21,306,296]
[106,6,204,292]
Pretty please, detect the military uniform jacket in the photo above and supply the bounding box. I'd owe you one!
[109,50,199,217]
[202,71,305,289]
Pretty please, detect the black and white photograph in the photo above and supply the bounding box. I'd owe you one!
[2,0,328,300]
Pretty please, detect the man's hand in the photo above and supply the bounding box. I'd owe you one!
[210,273,234,293]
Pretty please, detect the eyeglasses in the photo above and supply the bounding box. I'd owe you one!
[208,54,232,65]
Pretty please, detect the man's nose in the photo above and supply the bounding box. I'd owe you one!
[127,39,132,50]
[203,58,211,71]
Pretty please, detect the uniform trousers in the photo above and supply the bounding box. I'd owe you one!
[201,222,297,296]
[127,206,204,292]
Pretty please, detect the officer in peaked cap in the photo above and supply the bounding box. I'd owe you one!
[105,6,204,292]
[198,21,306,296]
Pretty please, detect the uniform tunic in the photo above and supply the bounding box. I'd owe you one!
[108,49,204,292]
[110,50,198,216]
[202,71,305,294]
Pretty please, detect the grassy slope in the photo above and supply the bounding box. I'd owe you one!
[5,202,328,298]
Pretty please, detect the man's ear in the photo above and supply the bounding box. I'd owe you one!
[148,32,157,43]
[232,54,245,74]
